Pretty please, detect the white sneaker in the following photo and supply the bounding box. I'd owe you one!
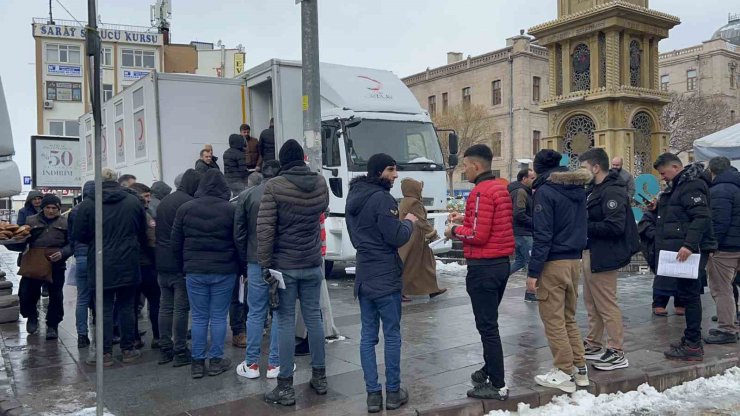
[572,366,589,387]
[236,361,260,379]
[535,368,576,393]
[266,363,296,379]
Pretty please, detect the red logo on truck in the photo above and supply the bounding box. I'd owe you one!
[357,76,383,92]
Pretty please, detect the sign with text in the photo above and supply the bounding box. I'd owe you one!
[134,110,147,159]
[31,136,81,189]
[23,176,31,185]
[47,64,81,77]
[33,24,163,45]
[123,70,150,81]
[234,52,245,75]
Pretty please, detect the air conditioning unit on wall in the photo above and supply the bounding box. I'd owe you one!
[43,100,54,109]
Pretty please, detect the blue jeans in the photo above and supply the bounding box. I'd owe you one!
[277,267,325,378]
[186,273,235,360]
[245,263,279,366]
[511,235,533,275]
[359,292,402,393]
[75,256,90,336]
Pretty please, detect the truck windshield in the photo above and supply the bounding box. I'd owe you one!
[345,120,444,171]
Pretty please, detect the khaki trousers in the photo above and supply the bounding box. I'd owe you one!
[706,251,740,334]
[582,250,625,350]
[537,259,586,373]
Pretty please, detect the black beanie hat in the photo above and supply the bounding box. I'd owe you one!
[279,139,305,166]
[367,153,396,177]
[40,194,61,209]
[533,149,563,174]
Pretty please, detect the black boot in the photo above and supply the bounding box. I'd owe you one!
[191,359,206,379]
[664,339,703,361]
[26,317,38,335]
[158,349,174,365]
[173,349,192,367]
[366,391,383,413]
[264,376,295,406]
[294,337,310,356]
[77,335,91,348]
[208,357,232,376]
[310,367,327,395]
[46,326,58,340]
[385,387,408,410]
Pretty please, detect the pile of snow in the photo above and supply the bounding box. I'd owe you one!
[488,367,740,416]
[436,260,466,274]
[69,408,115,416]
[326,335,347,344]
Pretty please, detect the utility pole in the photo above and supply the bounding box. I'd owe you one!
[85,1,104,415]
[298,0,322,172]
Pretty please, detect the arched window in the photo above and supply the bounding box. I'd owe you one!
[563,115,595,170]
[630,40,642,87]
[599,32,606,88]
[556,44,563,96]
[631,111,652,175]
[572,43,591,91]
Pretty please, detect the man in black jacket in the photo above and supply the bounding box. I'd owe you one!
[704,156,740,344]
[509,168,535,300]
[347,153,416,413]
[578,148,638,371]
[223,134,249,196]
[73,168,147,366]
[234,160,281,380]
[650,153,716,361]
[258,140,329,406]
[259,118,276,163]
[155,169,201,366]
[194,146,220,173]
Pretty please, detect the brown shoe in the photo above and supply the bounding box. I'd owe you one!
[675,307,686,316]
[232,333,247,348]
[653,307,668,316]
[429,288,448,299]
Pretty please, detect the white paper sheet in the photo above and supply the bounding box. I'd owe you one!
[269,269,286,289]
[238,276,246,304]
[429,238,448,250]
[657,250,701,279]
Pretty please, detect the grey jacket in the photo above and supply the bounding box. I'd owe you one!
[234,182,267,265]
[618,168,636,199]
[257,164,329,269]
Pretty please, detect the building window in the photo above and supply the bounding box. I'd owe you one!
[533,130,541,154]
[491,170,501,178]
[428,95,436,116]
[45,44,81,64]
[555,44,563,96]
[731,110,736,122]
[46,81,82,102]
[460,171,467,182]
[532,77,541,102]
[572,43,591,92]
[492,80,502,106]
[491,133,502,158]
[49,120,80,137]
[121,49,155,68]
[442,92,448,113]
[103,84,113,102]
[687,69,697,91]
[102,47,113,67]
[598,32,606,88]
[660,74,670,92]
[731,65,736,89]
[462,87,471,108]
[629,40,642,87]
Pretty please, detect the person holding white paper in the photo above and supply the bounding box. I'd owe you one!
[650,153,717,362]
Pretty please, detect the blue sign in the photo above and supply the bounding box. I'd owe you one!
[23,176,31,185]
[47,64,81,77]
[123,70,150,81]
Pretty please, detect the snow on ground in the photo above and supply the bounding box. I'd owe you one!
[436,260,466,274]
[488,367,740,416]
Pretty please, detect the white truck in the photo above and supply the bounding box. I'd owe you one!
[79,73,245,187]
[79,61,454,267]
[240,60,454,266]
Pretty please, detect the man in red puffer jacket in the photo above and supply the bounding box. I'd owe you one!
[445,144,514,401]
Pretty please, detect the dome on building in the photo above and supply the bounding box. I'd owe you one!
[711,13,740,45]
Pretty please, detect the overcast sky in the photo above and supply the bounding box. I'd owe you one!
[0,0,734,180]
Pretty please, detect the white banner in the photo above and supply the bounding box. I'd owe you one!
[32,137,81,189]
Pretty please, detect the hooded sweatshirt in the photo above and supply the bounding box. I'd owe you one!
[709,169,740,251]
[156,169,202,273]
[507,181,533,236]
[256,164,329,270]
[68,181,95,257]
[171,170,238,275]
[346,175,413,300]
[529,167,591,279]
[17,190,43,226]
[223,134,249,185]
[72,181,147,289]
[148,181,172,218]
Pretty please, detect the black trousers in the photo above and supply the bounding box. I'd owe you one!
[135,265,161,340]
[675,253,709,344]
[104,285,137,354]
[466,261,509,389]
[19,267,65,328]
[229,274,247,336]
[652,294,685,309]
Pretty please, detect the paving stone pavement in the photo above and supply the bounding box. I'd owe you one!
[0,248,736,415]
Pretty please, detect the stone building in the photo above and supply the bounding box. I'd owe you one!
[402,33,550,188]
[658,13,740,126]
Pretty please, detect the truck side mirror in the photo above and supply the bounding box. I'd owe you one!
[449,133,459,155]
[449,154,458,167]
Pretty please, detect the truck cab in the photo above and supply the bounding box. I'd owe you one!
[242,60,452,263]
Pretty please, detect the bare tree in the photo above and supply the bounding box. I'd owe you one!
[432,104,494,161]
[661,93,732,155]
